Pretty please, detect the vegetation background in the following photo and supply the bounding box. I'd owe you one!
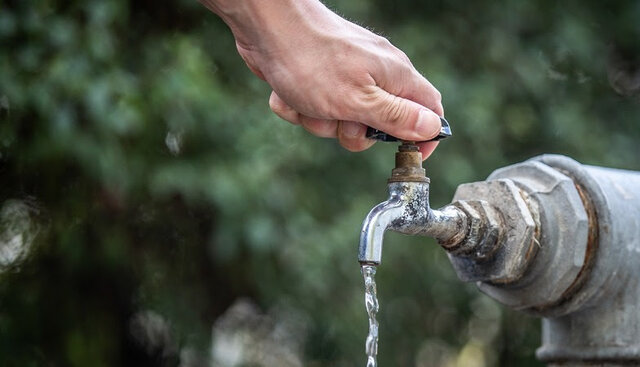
[1,0,639,366]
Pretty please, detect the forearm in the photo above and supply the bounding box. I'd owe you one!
[199,0,334,50]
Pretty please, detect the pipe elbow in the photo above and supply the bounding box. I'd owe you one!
[358,197,404,265]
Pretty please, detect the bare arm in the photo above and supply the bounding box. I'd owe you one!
[200,0,444,159]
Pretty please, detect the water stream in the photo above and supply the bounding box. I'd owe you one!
[362,264,379,367]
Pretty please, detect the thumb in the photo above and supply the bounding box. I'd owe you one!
[354,87,442,141]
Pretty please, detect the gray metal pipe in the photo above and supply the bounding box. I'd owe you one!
[531,155,640,366]
[449,155,640,366]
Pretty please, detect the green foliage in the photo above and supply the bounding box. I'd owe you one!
[1,0,639,366]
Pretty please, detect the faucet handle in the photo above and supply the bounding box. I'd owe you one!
[366,117,452,142]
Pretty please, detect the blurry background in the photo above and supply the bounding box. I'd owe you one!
[1,0,639,366]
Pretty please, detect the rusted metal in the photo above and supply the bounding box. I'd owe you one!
[388,143,428,183]
[445,200,483,254]
[446,200,503,260]
[530,180,599,314]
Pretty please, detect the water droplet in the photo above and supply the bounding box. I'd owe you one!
[165,130,183,156]
[0,199,42,272]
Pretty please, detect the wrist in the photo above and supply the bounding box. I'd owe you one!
[204,0,335,51]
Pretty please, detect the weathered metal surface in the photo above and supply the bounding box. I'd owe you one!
[358,181,468,264]
[475,160,590,312]
[530,179,599,315]
[446,200,503,260]
[444,200,483,255]
[448,179,537,283]
[418,203,468,246]
[388,143,428,183]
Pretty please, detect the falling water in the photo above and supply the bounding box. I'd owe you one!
[362,264,379,367]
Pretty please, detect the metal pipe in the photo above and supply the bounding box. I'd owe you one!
[531,155,640,366]
[449,155,640,366]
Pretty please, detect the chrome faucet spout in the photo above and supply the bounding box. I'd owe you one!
[358,187,405,265]
[358,180,468,265]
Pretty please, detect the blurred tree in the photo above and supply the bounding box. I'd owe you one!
[0,0,638,366]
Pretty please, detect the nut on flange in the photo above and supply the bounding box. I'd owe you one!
[448,179,538,283]
[446,200,503,260]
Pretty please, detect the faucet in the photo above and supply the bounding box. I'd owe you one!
[359,119,506,267]
[358,128,640,365]
[358,142,468,265]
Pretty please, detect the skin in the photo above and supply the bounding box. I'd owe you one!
[199,0,444,160]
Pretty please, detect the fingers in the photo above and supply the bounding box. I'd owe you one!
[349,87,443,142]
[417,141,439,161]
[270,91,338,137]
[373,42,444,117]
[300,116,338,138]
[269,91,300,125]
[270,92,374,151]
[403,72,444,117]
[338,121,375,152]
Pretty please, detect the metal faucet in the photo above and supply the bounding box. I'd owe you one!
[360,119,504,266]
[358,142,467,265]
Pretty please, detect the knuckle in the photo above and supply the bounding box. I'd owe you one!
[319,99,337,120]
[318,123,336,136]
[304,119,337,138]
[375,35,392,48]
[433,89,442,103]
[380,95,408,126]
[395,49,411,64]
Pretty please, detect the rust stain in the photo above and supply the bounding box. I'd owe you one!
[563,183,599,295]
[533,180,599,313]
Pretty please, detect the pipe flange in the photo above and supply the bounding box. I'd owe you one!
[479,160,590,313]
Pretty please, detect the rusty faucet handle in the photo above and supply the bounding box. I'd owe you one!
[366,117,452,142]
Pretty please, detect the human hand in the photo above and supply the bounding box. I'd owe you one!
[200,0,444,159]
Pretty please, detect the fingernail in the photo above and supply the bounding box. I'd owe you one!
[342,121,363,138]
[416,109,441,139]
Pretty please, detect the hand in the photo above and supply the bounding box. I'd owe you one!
[200,0,444,159]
